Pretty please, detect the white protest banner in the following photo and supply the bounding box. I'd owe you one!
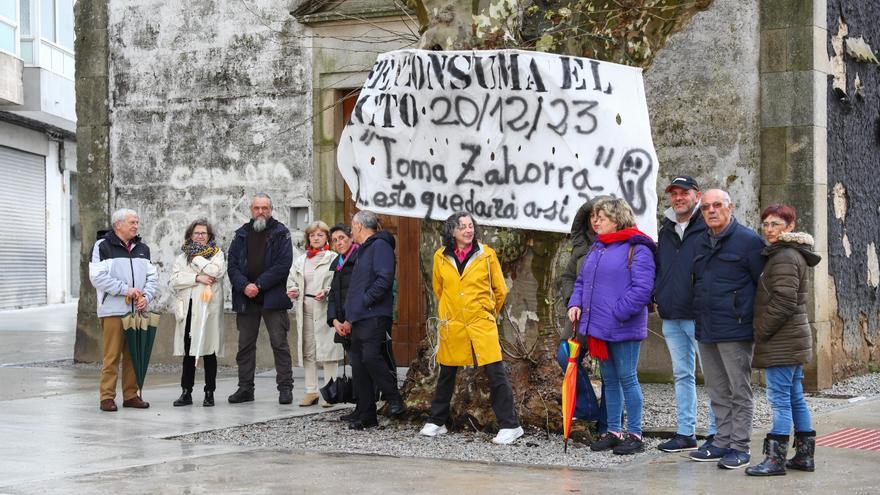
[337,49,659,239]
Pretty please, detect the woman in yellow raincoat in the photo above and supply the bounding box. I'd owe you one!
[418,212,524,445]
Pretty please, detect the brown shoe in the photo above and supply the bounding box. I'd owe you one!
[299,392,319,407]
[122,396,150,409]
[100,399,118,412]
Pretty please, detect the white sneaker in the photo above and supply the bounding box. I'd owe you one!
[492,426,524,445]
[419,423,448,437]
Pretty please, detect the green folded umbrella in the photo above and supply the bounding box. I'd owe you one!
[122,311,160,397]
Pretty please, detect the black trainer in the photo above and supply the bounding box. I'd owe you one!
[613,433,646,455]
[228,388,255,404]
[590,432,622,452]
[658,434,698,452]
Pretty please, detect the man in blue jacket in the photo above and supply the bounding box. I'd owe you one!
[689,189,765,469]
[226,193,294,405]
[345,210,404,429]
[654,176,716,452]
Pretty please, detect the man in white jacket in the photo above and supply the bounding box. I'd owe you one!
[89,208,158,412]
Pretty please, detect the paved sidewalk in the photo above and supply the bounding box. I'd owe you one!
[0,305,877,494]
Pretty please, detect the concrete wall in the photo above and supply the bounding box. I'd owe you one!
[0,51,23,105]
[826,0,880,379]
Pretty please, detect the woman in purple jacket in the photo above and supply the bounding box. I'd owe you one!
[567,197,656,455]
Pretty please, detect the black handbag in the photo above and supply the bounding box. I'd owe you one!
[320,361,355,404]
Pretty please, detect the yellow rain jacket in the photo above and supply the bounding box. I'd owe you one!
[433,243,508,366]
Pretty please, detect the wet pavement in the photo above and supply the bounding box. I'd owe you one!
[0,304,877,494]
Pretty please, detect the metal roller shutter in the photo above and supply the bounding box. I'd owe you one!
[0,145,47,309]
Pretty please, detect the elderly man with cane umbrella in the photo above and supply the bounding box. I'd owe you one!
[89,208,158,411]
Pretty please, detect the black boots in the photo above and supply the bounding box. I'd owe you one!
[786,430,816,472]
[203,391,215,407]
[173,388,193,407]
[746,434,788,476]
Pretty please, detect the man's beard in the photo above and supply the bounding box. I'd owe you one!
[253,217,268,232]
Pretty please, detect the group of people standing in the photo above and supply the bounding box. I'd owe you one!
[90,195,406,430]
[559,175,819,476]
[90,178,821,468]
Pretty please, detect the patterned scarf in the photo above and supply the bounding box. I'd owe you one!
[335,243,359,271]
[182,239,219,262]
[306,244,330,258]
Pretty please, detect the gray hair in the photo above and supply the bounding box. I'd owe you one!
[111,208,138,226]
[352,210,380,231]
[251,192,273,209]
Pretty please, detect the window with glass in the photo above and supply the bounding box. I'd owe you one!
[0,0,17,55]
[39,0,72,50]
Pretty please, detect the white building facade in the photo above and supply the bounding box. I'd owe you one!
[0,0,79,309]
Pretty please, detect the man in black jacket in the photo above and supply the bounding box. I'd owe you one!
[654,176,716,453]
[345,210,404,429]
[226,193,294,405]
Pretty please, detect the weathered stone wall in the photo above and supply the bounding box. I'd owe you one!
[636,0,762,379]
[644,0,761,222]
[826,0,880,378]
[76,0,314,364]
[108,0,312,303]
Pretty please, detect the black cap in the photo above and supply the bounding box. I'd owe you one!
[665,175,700,192]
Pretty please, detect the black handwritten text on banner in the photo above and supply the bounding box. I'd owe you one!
[336,49,659,238]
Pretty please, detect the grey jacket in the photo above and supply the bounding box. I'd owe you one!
[89,231,158,317]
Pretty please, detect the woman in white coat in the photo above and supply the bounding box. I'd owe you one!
[170,219,226,407]
[287,221,344,406]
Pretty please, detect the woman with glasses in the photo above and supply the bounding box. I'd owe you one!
[170,219,226,407]
[567,197,656,455]
[287,221,343,406]
[746,204,821,477]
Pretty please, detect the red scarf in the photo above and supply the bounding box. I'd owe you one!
[597,227,650,245]
[306,244,329,258]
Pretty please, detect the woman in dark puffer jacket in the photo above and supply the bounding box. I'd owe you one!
[746,204,821,477]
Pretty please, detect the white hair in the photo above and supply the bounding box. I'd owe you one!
[111,208,138,226]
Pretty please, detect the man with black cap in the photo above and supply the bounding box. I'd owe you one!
[654,176,717,453]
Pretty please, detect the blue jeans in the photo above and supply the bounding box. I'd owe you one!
[662,319,717,436]
[765,365,812,435]
[599,340,643,436]
[555,342,608,432]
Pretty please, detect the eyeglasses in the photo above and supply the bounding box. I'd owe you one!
[761,221,786,229]
[192,232,209,237]
[700,202,727,211]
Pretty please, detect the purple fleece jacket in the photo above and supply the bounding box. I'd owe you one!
[567,235,657,342]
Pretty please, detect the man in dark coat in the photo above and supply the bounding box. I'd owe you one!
[345,210,404,429]
[689,189,765,469]
[226,193,294,405]
[654,176,716,453]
